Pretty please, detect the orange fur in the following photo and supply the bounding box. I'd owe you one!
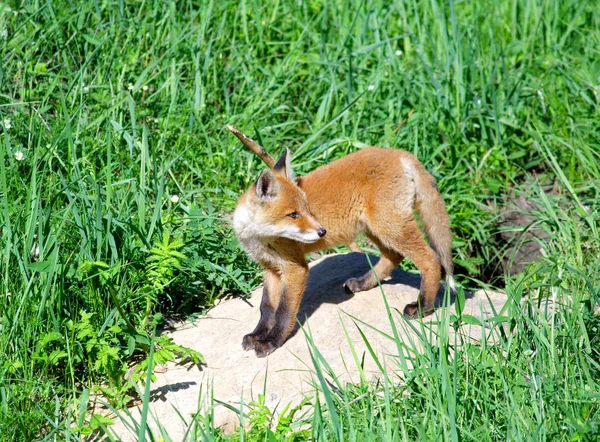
[233,147,453,357]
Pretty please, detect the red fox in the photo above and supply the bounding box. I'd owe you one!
[233,146,454,357]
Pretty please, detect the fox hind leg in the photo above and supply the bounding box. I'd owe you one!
[394,221,441,317]
[366,218,441,317]
[344,237,404,293]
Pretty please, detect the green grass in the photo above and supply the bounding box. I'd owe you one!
[0,0,598,440]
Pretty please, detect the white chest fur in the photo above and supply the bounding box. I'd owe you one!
[233,203,285,267]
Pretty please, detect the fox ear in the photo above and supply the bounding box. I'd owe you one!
[256,169,279,201]
[273,148,295,181]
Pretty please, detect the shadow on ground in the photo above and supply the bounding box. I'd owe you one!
[257,252,473,340]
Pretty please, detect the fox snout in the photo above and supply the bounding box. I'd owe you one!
[292,222,325,244]
[297,217,326,243]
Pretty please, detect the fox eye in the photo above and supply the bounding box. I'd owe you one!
[287,211,300,219]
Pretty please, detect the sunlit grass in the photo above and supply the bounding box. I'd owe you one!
[0,0,598,440]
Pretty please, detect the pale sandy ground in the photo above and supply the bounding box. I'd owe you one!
[106,252,507,441]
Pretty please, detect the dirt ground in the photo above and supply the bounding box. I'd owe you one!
[107,253,507,441]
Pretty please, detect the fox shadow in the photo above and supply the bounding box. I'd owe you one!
[288,252,468,340]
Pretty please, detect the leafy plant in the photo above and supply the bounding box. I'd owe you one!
[236,395,311,442]
[139,230,187,325]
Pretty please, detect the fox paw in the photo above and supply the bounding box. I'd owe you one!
[254,338,279,358]
[243,334,281,357]
[403,301,434,318]
[344,277,370,293]
[242,333,263,351]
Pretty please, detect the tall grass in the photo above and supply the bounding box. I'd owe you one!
[0,0,598,440]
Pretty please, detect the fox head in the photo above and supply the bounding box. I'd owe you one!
[233,149,326,244]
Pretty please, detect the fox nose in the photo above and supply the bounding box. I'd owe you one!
[317,227,327,238]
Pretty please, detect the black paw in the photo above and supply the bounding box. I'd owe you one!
[242,333,264,351]
[403,301,434,318]
[343,277,362,293]
[254,338,279,358]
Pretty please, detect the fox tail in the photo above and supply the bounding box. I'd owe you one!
[402,156,456,293]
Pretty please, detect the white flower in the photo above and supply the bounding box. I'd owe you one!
[30,242,40,261]
[395,50,403,56]
[3,119,11,130]
[537,89,546,114]
[367,84,375,92]
[83,85,90,93]
[142,85,149,91]
[14,151,23,161]
[170,195,179,203]
[128,83,134,91]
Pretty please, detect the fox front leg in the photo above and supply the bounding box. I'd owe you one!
[242,269,280,351]
[253,263,308,358]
